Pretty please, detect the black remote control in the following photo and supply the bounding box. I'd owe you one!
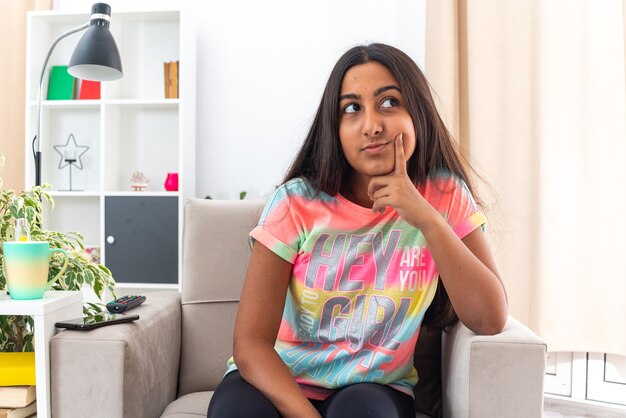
[106,295,146,313]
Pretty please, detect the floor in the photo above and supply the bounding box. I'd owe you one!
[30,399,626,418]
[544,397,626,418]
[544,411,624,418]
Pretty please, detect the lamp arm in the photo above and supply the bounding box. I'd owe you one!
[34,22,88,186]
[35,22,89,151]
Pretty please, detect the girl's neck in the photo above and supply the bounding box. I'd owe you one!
[342,175,373,208]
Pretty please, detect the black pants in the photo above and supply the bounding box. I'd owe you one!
[207,371,415,418]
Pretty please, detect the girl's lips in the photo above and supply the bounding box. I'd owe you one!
[363,141,391,155]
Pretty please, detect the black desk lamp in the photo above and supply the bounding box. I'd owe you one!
[34,2,122,186]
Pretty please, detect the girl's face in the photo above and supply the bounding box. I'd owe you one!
[338,61,416,186]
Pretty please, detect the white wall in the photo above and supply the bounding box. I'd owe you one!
[55,0,425,199]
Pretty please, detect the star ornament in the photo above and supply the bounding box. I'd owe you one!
[53,133,89,169]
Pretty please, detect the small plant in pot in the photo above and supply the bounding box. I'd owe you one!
[0,154,116,352]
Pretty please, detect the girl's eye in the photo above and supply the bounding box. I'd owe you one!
[344,103,360,113]
[381,97,399,108]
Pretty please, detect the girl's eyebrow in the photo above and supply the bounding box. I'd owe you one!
[374,85,401,96]
[339,93,359,101]
[339,85,402,102]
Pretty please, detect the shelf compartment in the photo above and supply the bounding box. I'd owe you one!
[103,106,179,193]
[28,10,181,102]
[104,196,178,284]
[29,106,101,192]
[42,195,100,248]
[106,13,180,100]
[27,14,88,102]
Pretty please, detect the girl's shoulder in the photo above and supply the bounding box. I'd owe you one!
[278,177,335,203]
[260,177,336,224]
[420,169,473,202]
[418,168,482,227]
[282,177,315,196]
[423,168,466,188]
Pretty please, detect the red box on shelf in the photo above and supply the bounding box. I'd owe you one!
[79,80,100,100]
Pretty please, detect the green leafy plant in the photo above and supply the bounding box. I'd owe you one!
[0,154,116,352]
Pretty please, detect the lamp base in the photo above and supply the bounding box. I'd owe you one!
[35,150,41,187]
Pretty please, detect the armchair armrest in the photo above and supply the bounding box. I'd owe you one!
[51,291,181,418]
[441,315,547,418]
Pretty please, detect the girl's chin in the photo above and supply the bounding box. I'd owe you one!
[352,166,394,180]
[367,163,395,176]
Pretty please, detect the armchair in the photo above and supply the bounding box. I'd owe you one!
[50,198,546,417]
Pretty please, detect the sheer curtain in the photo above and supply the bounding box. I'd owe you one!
[426,0,626,356]
[0,0,51,191]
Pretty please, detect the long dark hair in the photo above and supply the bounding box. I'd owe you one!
[284,43,481,330]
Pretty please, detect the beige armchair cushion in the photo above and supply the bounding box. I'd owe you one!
[178,199,263,396]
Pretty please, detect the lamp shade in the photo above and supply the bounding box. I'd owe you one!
[68,3,122,81]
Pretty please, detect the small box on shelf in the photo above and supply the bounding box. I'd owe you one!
[78,80,100,100]
[47,66,75,100]
[163,61,179,99]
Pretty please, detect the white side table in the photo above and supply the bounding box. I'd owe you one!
[0,291,82,418]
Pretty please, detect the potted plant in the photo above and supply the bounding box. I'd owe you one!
[0,154,116,352]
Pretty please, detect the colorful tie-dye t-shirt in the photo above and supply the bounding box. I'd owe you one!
[227,171,486,400]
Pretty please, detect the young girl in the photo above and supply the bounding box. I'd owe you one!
[207,43,508,418]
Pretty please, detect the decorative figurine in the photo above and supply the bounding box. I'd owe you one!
[164,172,178,191]
[130,171,149,191]
[53,133,89,191]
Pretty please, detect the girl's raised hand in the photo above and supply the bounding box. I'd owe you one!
[368,133,438,228]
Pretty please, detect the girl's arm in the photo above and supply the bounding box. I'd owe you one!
[419,215,508,335]
[233,242,321,418]
[369,135,508,335]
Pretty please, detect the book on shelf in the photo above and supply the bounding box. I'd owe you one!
[163,61,179,99]
[78,79,101,100]
[0,386,35,409]
[0,401,37,418]
[0,353,35,386]
[47,65,76,100]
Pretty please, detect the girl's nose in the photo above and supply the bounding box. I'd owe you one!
[362,110,383,137]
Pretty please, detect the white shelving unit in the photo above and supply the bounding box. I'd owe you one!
[24,9,196,289]
[0,291,83,418]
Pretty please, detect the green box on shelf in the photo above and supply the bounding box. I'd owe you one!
[47,65,75,100]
